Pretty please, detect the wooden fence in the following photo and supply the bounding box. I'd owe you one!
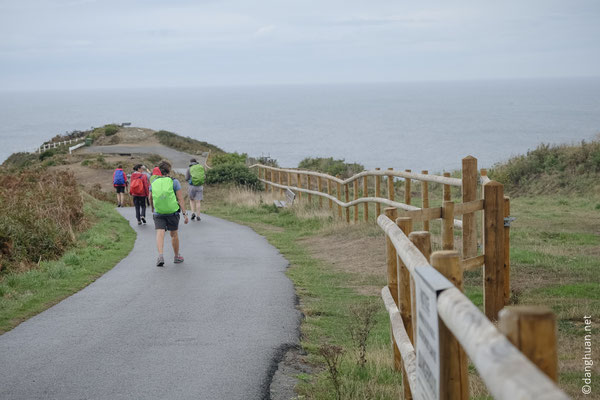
[252,157,568,399]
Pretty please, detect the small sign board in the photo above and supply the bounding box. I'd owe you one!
[414,266,454,400]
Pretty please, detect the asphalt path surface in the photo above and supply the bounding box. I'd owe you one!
[0,208,299,400]
[82,145,206,174]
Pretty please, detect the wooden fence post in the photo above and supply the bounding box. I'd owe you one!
[498,306,559,382]
[278,170,284,196]
[327,178,333,209]
[462,156,478,259]
[363,176,369,222]
[483,181,505,320]
[421,170,429,231]
[387,168,395,201]
[404,169,411,205]
[397,217,414,400]
[353,179,359,223]
[336,177,342,219]
[344,183,350,223]
[297,172,302,200]
[307,175,312,203]
[375,168,381,216]
[443,172,451,201]
[384,208,400,371]
[318,176,323,208]
[409,231,431,342]
[504,196,511,305]
[431,251,469,400]
[442,201,455,250]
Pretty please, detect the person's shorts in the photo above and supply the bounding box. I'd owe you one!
[188,185,204,201]
[115,186,125,193]
[153,213,180,231]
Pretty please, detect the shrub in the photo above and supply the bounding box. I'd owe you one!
[298,157,364,179]
[211,152,247,166]
[205,164,260,189]
[155,130,224,155]
[0,170,85,273]
[2,152,38,169]
[104,125,119,136]
[39,149,57,161]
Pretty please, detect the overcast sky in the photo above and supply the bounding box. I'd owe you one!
[1,0,599,91]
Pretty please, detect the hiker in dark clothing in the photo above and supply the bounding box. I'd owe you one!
[130,164,150,225]
[113,165,128,207]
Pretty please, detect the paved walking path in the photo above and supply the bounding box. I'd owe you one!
[0,208,299,400]
[82,144,207,174]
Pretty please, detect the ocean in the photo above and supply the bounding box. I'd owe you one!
[1,78,599,172]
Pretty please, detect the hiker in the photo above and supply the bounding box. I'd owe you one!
[149,160,189,267]
[185,158,205,222]
[141,165,152,182]
[113,165,128,207]
[130,164,150,225]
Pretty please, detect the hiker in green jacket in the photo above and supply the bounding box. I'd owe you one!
[149,160,189,267]
[185,158,205,222]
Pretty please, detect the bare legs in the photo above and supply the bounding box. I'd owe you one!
[156,229,179,255]
[189,200,201,216]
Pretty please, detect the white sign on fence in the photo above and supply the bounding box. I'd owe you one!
[414,266,453,400]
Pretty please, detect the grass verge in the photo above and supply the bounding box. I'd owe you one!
[0,194,135,333]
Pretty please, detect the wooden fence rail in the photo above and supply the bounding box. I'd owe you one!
[378,214,568,400]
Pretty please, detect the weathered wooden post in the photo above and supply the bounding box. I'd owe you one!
[278,169,284,196]
[431,250,469,400]
[387,168,395,201]
[397,217,414,400]
[462,156,478,259]
[498,306,559,382]
[421,171,429,231]
[353,179,359,223]
[336,177,342,219]
[404,169,411,205]
[375,168,382,216]
[384,207,400,371]
[307,175,312,203]
[442,201,454,250]
[483,181,505,320]
[287,171,292,189]
[504,196,511,305]
[363,176,369,222]
[327,178,333,209]
[344,183,350,223]
[443,172,451,201]
[409,231,431,342]
[318,176,323,208]
[297,172,302,200]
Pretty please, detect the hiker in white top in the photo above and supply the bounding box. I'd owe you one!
[185,158,205,222]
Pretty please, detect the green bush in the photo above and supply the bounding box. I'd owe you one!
[298,157,364,179]
[2,152,38,169]
[155,130,224,155]
[205,164,260,189]
[104,125,119,136]
[39,149,57,161]
[211,152,247,166]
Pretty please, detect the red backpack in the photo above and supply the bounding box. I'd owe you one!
[130,174,146,196]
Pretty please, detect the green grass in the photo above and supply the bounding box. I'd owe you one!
[0,195,135,333]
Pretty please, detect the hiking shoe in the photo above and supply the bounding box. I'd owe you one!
[196,215,201,222]
[156,255,165,267]
[137,220,142,225]
[191,213,196,221]
[174,254,184,263]
[141,216,146,224]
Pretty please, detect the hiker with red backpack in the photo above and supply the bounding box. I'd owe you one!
[130,164,150,225]
[113,165,128,207]
[185,158,205,222]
